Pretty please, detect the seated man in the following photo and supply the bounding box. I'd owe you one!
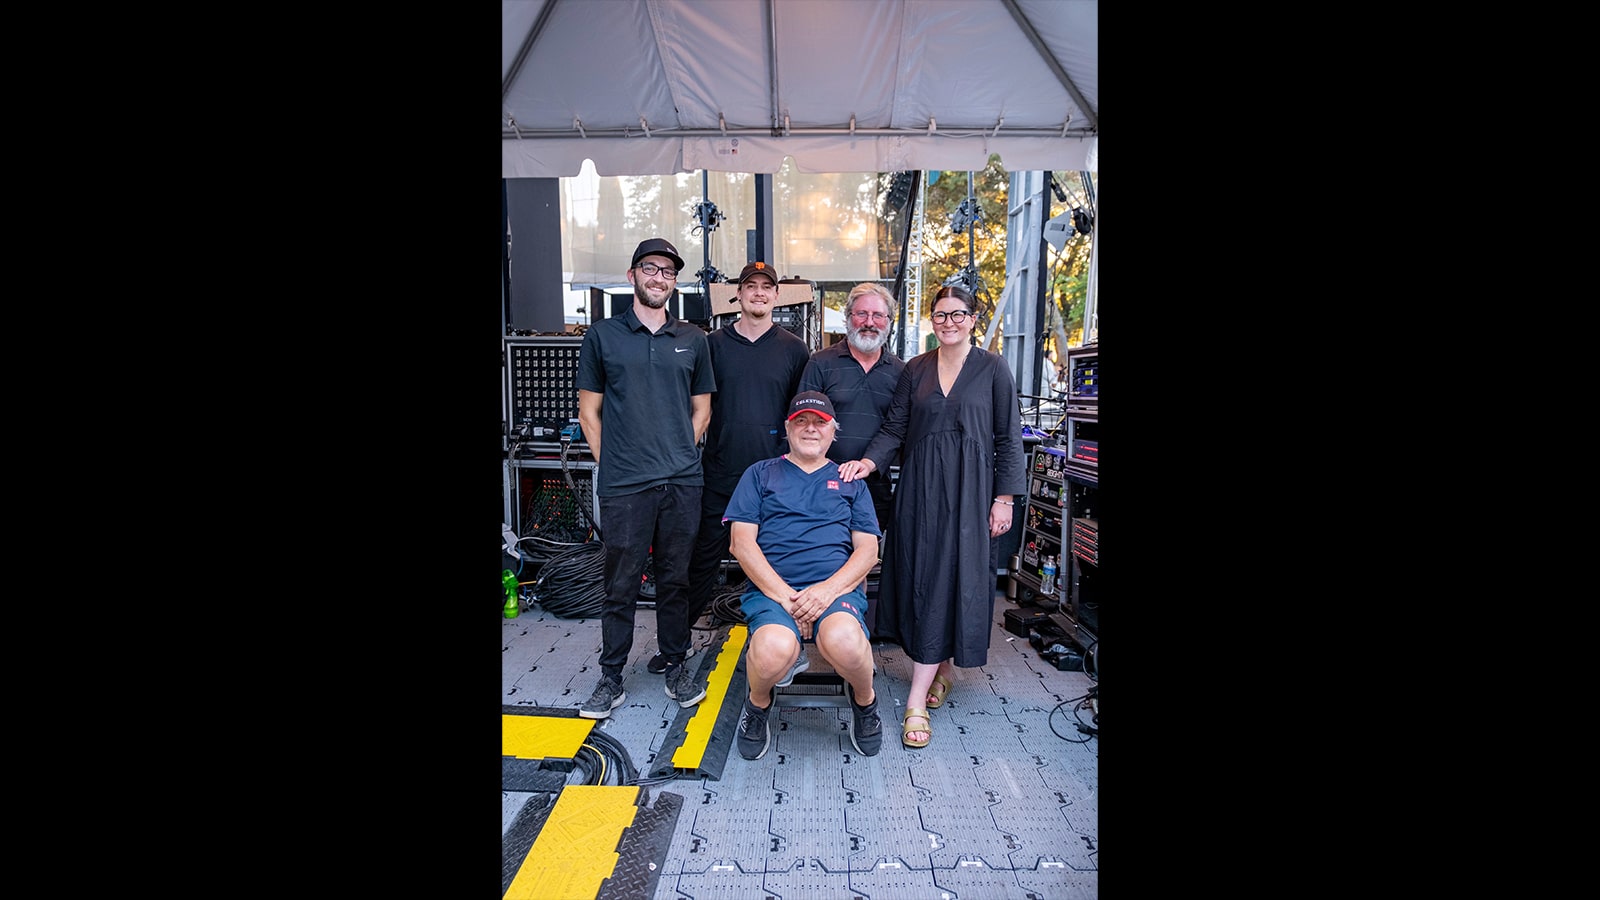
[724,391,884,760]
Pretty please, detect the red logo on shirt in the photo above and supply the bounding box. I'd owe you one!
[827,480,840,490]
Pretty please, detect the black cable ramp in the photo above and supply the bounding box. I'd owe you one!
[501,785,682,900]
[597,789,683,900]
[501,705,686,899]
[501,705,587,792]
[645,624,749,782]
[500,793,555,895]
[501,756,571,793]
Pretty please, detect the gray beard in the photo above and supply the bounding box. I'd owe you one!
[847,327,887,354]
[634,284,668,309]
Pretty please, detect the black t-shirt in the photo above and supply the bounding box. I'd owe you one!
[798,340,906,467]
[701,322,810,496]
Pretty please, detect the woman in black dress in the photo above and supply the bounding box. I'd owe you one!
[837,285,1026,748]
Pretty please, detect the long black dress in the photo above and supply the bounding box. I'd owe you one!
[862,346,1026,666]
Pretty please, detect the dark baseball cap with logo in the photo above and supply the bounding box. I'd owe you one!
[631,237,684,272]
[787,391,837,422]
[734,261,778,285]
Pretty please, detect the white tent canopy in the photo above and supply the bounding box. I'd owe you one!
[502,0,1098,178]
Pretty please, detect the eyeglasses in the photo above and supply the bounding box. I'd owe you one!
[635,262,678,279]
[930,310,972,324]
[850,311,889,322]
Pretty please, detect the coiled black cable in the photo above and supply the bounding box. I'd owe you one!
[706,581,748,626]
[584,727,639,785]
[530,541,607,619]
[572,742,606,785]
[1048,687,1098,744]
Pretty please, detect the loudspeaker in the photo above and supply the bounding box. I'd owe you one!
[607,289,686,320]
[681,290,709,322]
[503,178,567,333]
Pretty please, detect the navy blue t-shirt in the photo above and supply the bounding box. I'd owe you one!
[722,455,881,587]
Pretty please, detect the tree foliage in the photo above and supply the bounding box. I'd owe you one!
[876,160,1095,364]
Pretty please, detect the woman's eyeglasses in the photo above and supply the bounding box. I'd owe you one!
[635,262,678,278]
[930,310,971,324]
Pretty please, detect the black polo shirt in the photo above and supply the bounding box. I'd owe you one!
[797,340,906,466]
[576,306,716,497]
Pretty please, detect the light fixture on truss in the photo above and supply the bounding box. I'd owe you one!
[949,198,984,235]
[692,201,724,236]
[695,264,728,285]
[941,263,986,299]
[1044,208,1094,253]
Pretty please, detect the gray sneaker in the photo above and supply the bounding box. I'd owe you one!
[775,651,810,688]
[848,688,883,757]
[579,674,626,719]
[664,664,706,707]
[736,692,773,760]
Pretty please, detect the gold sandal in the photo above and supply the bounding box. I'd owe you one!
[926,673,953,709]
[902,707,931,749]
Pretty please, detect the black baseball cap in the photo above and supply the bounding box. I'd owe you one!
[631,238,684,272]
[734,261,778,285]
[787,391,837,422]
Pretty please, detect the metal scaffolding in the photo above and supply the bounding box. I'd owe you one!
[903,179,925,360]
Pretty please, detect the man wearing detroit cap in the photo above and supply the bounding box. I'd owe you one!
[575,237,715,719]
[721,390,884,760]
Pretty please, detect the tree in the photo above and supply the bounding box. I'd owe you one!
[868,163,1097,398]
[876,157,1011,345]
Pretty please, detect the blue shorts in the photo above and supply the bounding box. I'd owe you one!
[741,585,870,645]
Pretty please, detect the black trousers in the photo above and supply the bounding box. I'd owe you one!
[685,486,735,627]
[862,473,895,635]
[597,483,701,677]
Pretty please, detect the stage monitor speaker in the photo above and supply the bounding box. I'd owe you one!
[681,290,709,323]
[601,286,684,318]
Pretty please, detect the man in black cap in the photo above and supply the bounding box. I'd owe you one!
[722,390,884,759]
[574,237,715,719]
[652,261,810,678]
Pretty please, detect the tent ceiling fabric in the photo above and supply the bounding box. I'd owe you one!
[502,0,1097,177]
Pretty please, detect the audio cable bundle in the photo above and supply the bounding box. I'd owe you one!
[528,541,607,619]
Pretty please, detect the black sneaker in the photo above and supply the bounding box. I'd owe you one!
[663,664,707,708]
[579,675,626,719]
[774,651,810,688]
[848,688,882,756]
[736,692,774,760]
[647,646,696,675]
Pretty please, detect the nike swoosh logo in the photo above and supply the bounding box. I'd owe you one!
[675,347,690,353]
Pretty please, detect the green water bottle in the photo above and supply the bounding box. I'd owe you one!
[502,569,520,618]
